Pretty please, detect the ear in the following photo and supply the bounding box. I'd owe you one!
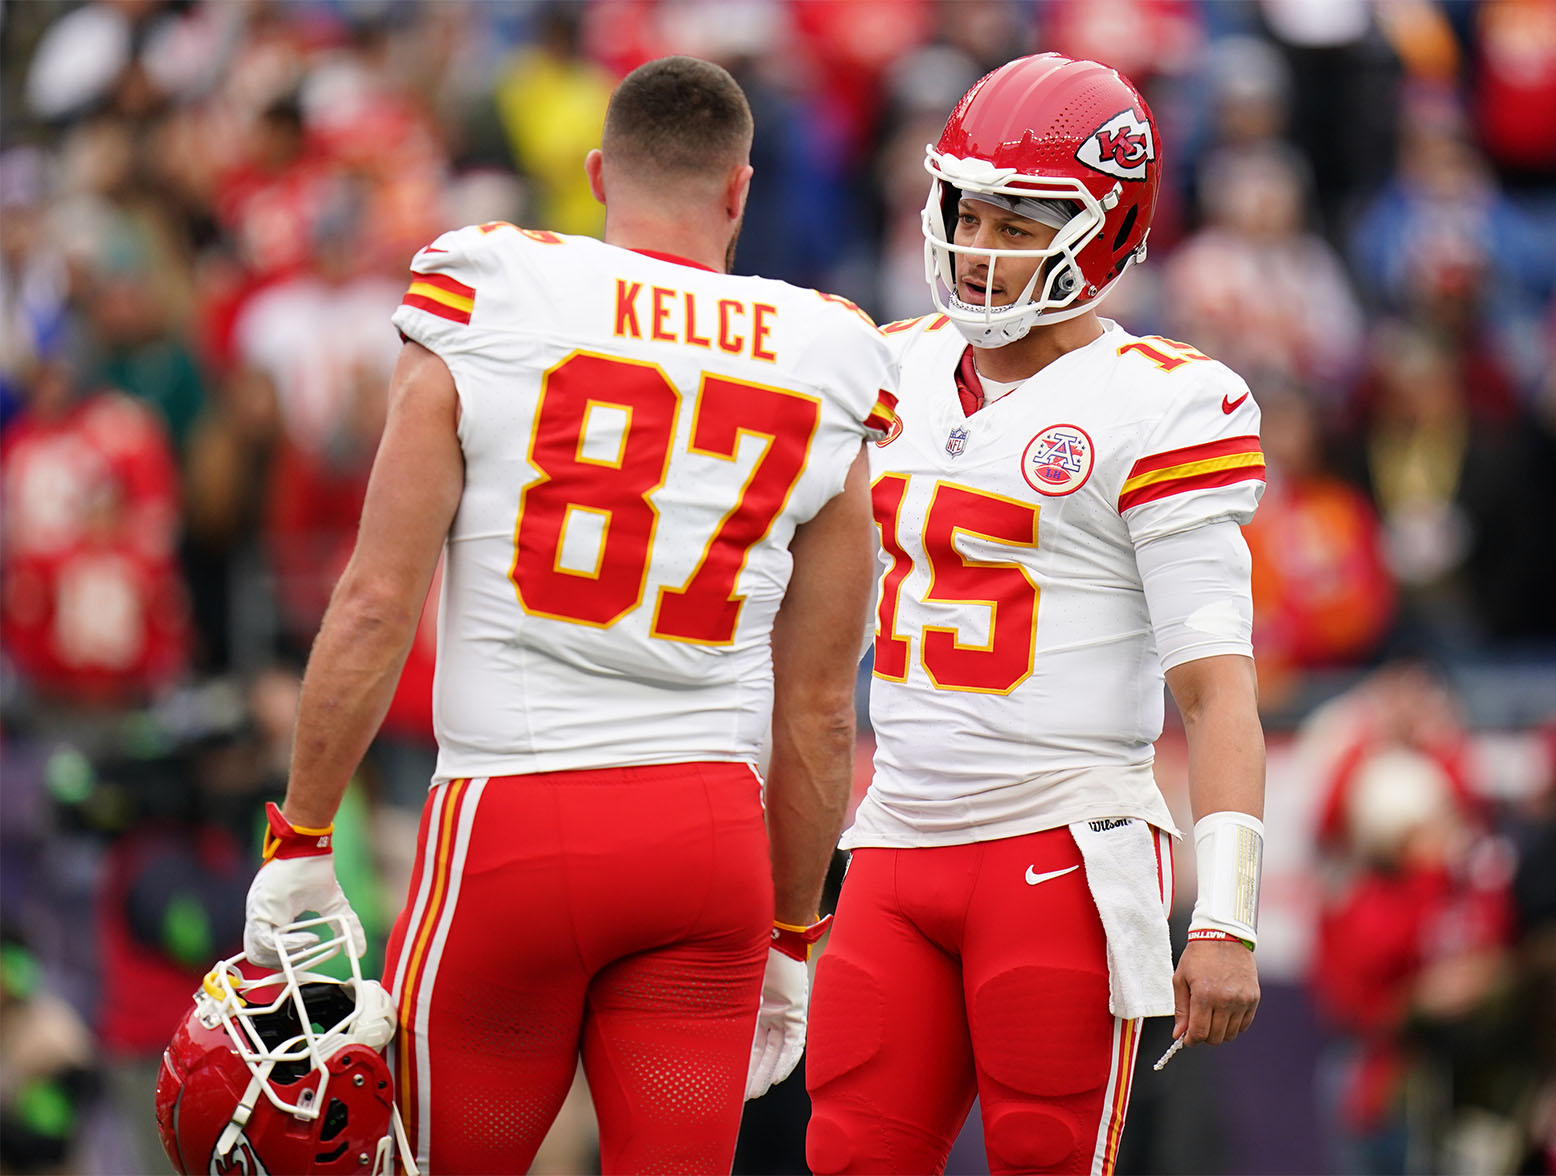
[725,162,754,222]
[585,149,606,205]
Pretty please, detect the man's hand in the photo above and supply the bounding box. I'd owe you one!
[746,949,809,1100]
[243,803,366,967]
[1171,937,1259,1047]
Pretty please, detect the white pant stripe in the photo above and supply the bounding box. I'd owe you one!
[410,776,487,1171]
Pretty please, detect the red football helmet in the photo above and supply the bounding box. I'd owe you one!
[155,915,414,1175]
[923,53,1162,345]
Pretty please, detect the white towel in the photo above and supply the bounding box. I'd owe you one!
[1070,817,1176,1020]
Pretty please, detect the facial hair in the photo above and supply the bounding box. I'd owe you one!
[724,209,745,273]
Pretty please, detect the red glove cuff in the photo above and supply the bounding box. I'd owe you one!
[771,914,833,963]
[262,802,334,861]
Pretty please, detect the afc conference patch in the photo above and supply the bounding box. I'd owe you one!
[946,426,969,457]
[1021,424,1094,496]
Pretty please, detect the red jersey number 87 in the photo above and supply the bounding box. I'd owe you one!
[511,350,820,646]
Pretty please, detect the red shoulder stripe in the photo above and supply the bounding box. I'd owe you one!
[401,292,472,325]
[1117,462,1265,512]
[409,270,476,299]
[1126,434,1261,479]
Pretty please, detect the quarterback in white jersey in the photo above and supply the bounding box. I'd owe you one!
[853,313,1262,846]
[238,58,893,1176]
[807,55,1268,1176]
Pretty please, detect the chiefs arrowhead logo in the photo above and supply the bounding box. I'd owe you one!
[211,1134,270,1176]
[1075,109,1155,181]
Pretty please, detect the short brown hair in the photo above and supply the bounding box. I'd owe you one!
[602,56,753,177]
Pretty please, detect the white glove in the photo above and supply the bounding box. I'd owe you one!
[745,949,809,1100]
[243,803,366,967]
[244,855,367,966]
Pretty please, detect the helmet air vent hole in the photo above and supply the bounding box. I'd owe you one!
[320,1097,350,1140]
[1112,204,1139,253]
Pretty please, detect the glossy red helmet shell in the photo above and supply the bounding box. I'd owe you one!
[923,53,1162,342]
[157,1004,396,1174]
[154,916,405,1175]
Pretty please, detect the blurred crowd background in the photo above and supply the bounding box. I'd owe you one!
[1,1,1553,1173]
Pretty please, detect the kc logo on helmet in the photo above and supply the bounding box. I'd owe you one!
[211,1135,270,1176]
[1075,109,1155,181]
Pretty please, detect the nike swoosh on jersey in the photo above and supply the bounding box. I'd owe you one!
[1221,391,1250,413]
[1025,864,1081,886]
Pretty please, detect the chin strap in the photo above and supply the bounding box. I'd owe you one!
[215,1069,267,1157]
[385,1101,419,1175]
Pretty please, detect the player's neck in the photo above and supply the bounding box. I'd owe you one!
[603,209,731,274]
[973,311,1104,383]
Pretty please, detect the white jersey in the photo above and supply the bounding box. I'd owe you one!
[391,224,896,783]
[848,315,1264,848]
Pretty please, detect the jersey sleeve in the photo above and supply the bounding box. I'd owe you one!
[1118,365,1266,546]
[390,225,492,357]
[797,293,900,443]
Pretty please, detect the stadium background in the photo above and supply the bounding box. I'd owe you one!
[1,0,1553,1172]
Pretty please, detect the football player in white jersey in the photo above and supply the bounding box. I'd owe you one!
[806,55,1267,1176]
[238,58,898,1174]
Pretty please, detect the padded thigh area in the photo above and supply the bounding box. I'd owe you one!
[970,964,1113,1097]
[805,955,887,1090]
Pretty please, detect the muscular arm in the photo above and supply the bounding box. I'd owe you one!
[1167,653,1265,826]
[1165,652,1265,1046]
[765,446,875,926]
[282,342,464,828]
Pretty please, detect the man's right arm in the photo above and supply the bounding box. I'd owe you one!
[244,341,462,965]
[765,444,875,927]
[282,341,464,829]
[745,443,874,1100]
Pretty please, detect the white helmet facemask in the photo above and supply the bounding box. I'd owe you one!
[921,147,1138,347]
[195,913,416,1175]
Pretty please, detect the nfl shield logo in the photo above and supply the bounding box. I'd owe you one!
[946,426,969,457]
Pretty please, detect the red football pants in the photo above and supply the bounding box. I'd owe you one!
[806,825,1171,1175]
[383,764,772,1175]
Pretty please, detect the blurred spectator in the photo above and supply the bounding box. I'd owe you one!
[1259,0,1405,232]
[227,188,402,648]
[1355,322,1555,651]
[1469,0,1556,186]
[80,225,207,451]
[212,94,340,286]
[0,148,71,431]
[1042,0,1205,88]
[1203,33,1293,150]
[1165,141,1365,396]
[1303,666,1528,1173]
[1244,389,1394,705]
[23,0,159,125]
[1311,661,1482,854]
[1507,728,1556,1173]
[1348,90,1555,397]
[493,4,613,237]
[1,357,189,707]
[0,927,97,1174]
[1311,738,1518,1174]
[786,0,933,159]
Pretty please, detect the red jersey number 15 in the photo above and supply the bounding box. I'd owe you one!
[873,474,1040,695]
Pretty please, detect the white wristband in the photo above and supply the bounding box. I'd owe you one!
[1188,810,1263,948]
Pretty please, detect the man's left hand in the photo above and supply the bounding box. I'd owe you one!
[1171,937,1259,1047]
[746,949,808,1100]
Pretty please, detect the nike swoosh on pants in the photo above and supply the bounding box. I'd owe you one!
[1025,864,1080,886]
